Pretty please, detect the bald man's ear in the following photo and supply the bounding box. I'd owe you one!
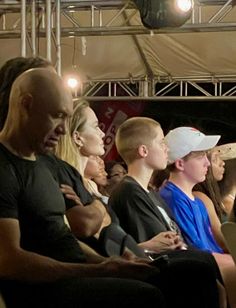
[21,93,33,112]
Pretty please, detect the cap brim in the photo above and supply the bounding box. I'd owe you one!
[214,143,236,160]
[193,135,221,152]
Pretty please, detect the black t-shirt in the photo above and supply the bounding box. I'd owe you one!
[40,154,121,224]
[0,144,86,263]
[108,176,172,243]
[39,154,93,209]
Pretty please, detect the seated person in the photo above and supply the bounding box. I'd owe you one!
[84,155,109,205]
[101,160,127,197]
[108,117,187,252]
[217,144,236,216]
[193,148,228,251]
[158,127,236,298]
[159,126,223,254]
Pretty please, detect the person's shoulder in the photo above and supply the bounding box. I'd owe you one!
[115,176,143,193]
[58,158,82,180]
[110,176,146,208]
[0,143,19,171]
[192,193,210,210]
[109,176,134,199]
[39,153,65,165]
[154,191,169,208]
[0,143,14,161]
[39,153,59,166]
[39,154,81,176]
[0,146,20,184]
[161,181,191,208]
[160,181,181,196]
[193,191,212,204]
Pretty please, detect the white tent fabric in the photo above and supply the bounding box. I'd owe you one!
[1,2,236,82]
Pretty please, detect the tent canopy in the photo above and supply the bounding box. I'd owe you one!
[1,0,236,86]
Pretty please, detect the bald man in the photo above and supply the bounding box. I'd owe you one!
[0,68,166,308]
[2,68,71,157]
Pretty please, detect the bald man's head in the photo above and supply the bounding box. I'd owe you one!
[9,68,65,111]
[0,56,53,130]
[5,68,73,155]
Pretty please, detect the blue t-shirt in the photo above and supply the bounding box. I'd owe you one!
[160,181,223,254]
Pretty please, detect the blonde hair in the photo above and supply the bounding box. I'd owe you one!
[55,99,89,174]
[115,117,161,165]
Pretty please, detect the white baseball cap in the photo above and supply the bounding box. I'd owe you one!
[165,127,221,163]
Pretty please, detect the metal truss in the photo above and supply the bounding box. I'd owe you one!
[2,0,236,37]
[1,0,236,99]
[79,78,236,100]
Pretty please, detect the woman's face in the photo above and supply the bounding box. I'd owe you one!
[78,107,105,157]
[108,163,127,185]
[85,155,108,185]
[93,157,108,187]
[84,155,101,179]
[211,150,225,181]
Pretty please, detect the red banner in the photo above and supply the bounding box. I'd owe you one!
[96,101,146,160]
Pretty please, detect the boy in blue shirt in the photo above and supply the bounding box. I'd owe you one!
[159,127,236,308]
[160,126,222,253]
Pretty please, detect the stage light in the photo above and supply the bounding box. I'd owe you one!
[176,0,192,13]
[134,0,192,29]
[67,77,79,89]
[64,75,81,97]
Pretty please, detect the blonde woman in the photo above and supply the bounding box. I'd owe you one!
[55,100,111,239]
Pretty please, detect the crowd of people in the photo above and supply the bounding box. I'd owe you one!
[0,56,235,308]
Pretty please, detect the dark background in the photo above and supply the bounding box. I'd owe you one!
[92,100,236,145]
[142,100,236,144]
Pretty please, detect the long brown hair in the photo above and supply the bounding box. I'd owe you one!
[194,151,225,221]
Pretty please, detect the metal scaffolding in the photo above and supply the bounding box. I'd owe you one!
[1,0,236,100]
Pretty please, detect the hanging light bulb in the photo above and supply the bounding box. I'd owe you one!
[67,77,79,89]
[64,75,81,98]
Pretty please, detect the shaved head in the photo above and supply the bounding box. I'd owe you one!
[2,68,73,157]
[9,68,69,112]
[0,56,52,130]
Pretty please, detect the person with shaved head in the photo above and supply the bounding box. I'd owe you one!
[0,67,167,308]
[4,68,71,156]
[0,56,52,131]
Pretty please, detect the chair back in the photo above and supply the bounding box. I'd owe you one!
[221,221,236,264]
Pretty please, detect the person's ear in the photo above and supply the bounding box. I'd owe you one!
[72,130,83,149]
[175,159,185,171]
[138,144,148,158]
[21,93,33,112]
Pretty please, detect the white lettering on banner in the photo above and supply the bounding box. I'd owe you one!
[104,110,128,157]
[99,122,106,132]
[105,107,115,119]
